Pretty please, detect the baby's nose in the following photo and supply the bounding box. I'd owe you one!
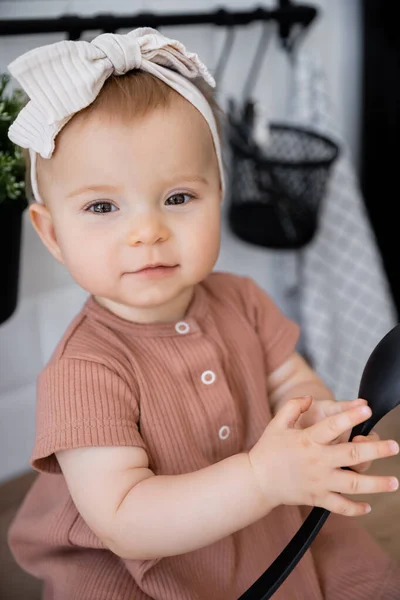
[126,212,169,246]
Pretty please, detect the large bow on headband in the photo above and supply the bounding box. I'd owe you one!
[7,27,217,159]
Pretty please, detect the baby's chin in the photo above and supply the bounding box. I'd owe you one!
[92,280,197,322]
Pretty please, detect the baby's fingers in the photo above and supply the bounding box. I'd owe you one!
[309,404,372,445]
[331,470,399,496]
[327,438,399,468]
[323,493,372,517]
[351,432,380,472]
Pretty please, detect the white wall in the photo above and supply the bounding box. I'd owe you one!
[0,0,362,483]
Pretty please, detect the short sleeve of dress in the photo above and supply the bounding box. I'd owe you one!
[241,276,300,374]
[31,358,147,474]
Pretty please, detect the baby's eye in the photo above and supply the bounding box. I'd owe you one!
[165,193,193,206]
[85,202,118,214]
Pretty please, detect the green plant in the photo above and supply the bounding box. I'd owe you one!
[0,73,27,208]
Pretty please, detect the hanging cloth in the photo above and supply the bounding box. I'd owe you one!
[271,52,396,400]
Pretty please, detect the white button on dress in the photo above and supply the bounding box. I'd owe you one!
[175,321,190,334]
[219,426,230,440]
[201,370,216,385]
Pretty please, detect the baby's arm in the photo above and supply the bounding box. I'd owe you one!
[267,351,335,414]
[56,397,398,562]
[56,444,269,560]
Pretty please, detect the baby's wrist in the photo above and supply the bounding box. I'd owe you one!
[246,450,280,513]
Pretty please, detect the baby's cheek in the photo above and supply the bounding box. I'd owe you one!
[187,233,219,278]
[187,213,220,269]
[61,235,111,290]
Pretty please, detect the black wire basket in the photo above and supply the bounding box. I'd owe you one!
[227,118,340,249]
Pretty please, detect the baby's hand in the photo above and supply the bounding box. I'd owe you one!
[295,396,379,472]
[248,395,399,516]
[295,397,367,434]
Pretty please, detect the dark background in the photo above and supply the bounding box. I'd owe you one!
[361,0,400,318]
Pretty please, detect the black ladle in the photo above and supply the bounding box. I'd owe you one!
[239,322,400,600]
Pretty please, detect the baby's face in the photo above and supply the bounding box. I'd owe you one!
[33,96,222,322]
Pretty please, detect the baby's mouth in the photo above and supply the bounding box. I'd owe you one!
[134,263,178,273]
[125,264,179,277]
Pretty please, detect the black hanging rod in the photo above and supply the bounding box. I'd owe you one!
[0,5,317,37]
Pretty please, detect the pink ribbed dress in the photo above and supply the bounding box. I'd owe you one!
[8,272,400,599]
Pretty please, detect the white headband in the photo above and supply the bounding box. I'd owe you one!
[7,27,224,204]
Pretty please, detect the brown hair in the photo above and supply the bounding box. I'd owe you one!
[27,70,224,203]
[80,70,224,138]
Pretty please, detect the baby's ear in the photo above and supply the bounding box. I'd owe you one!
[29,203,64,264]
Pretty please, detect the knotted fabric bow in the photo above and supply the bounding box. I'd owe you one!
[7,27,224,203]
